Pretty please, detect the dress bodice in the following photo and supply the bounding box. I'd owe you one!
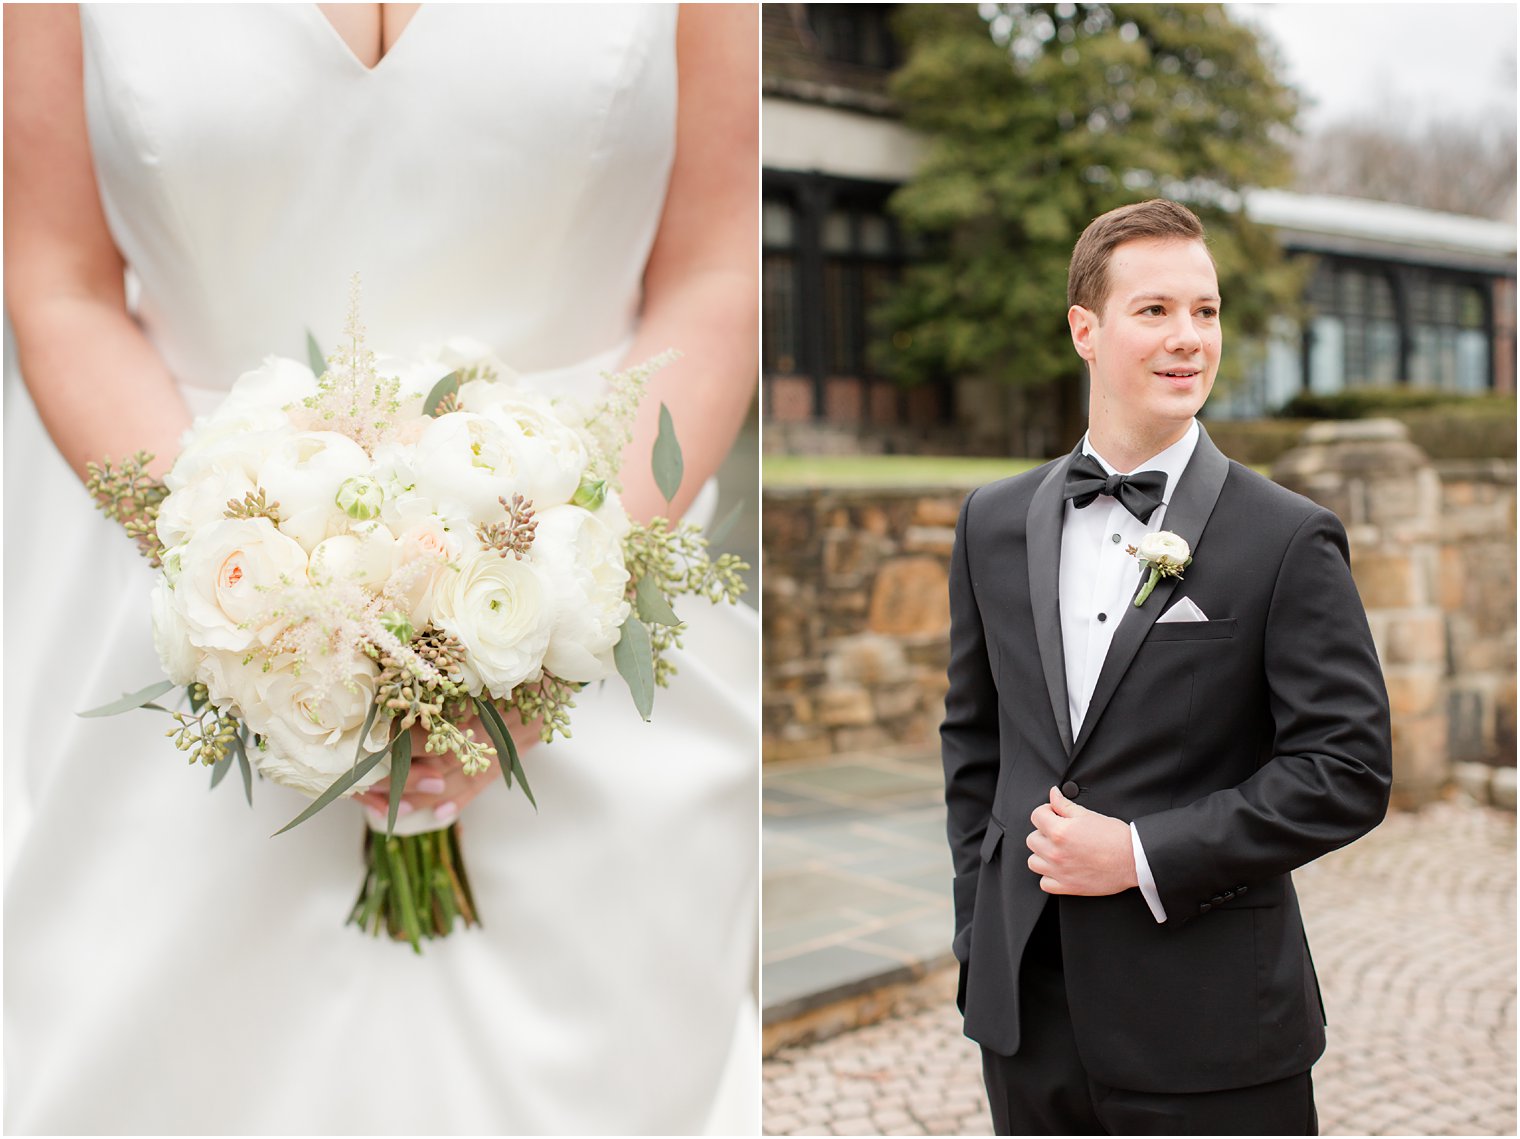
[81,4,676,403]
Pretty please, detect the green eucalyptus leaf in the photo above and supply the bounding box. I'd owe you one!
[472,697,513,790]
[386,731,413,835]
[80,680,176,718]
[706,500,745,549]
[273,744,388,836]
[231,731,254,806]
[209,752,233,789]
[651,403,683,504]
[423,370,462,417]
[354,702,380,766]
[306,330,325,377]
[634,573,681,627]
[509,743,535,810]
[613,615,655,721]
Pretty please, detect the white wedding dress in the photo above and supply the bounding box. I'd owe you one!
[4,5,758,1134]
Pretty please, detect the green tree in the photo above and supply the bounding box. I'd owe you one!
[878,4,1306,437]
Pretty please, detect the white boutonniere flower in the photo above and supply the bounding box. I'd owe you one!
[1127,531,1192,607]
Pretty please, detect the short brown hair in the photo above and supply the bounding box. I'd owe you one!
[1067,199,1209,314]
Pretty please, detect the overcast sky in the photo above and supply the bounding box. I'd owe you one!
[1229,3,1517,131]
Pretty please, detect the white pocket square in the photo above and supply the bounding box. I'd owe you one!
[1156,597,1209,623]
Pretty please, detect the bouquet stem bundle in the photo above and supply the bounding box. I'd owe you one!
[349,824,478,952]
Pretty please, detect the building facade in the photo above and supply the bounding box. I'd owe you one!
[762,4,1518,455]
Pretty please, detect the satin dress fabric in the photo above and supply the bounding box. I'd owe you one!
[4,6,758,1133]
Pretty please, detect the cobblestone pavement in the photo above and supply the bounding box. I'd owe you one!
[762,800,1516,1136]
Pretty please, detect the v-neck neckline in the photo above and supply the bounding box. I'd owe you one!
[306,4,427,76]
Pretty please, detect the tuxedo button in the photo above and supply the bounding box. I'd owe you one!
[1110,533,1122,544]
[1097,612,1108,623]
[1061,781,1080,799]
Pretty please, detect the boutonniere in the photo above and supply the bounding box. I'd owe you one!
[1127,531,1192,607]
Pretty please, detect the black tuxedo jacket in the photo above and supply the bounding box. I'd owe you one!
[941,426,1392,1095]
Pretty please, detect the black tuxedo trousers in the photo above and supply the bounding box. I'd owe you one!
[941,429,1392,1096]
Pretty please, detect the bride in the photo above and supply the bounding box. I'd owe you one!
[4,5,758,1134]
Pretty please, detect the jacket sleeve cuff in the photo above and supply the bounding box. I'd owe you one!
[1130,821,1167,924]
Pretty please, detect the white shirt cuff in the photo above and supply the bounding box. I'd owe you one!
[1130,822,1167,924]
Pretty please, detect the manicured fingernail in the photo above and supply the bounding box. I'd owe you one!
[397,800,415,816]
[434,801,459,824]
[417,777,446,795]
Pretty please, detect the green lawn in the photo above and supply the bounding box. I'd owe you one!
[763,454,1041,488]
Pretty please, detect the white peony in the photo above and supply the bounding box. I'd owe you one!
[240,652,392,797]
[431,550,553,699]
[307,526,397,592]
[156,465,259,552]
[409,413,529,524]
[214,355,320,422]
[458,382,588,509]
[176,518,309,653]
[530,505,632,682]
[255,431,373,551]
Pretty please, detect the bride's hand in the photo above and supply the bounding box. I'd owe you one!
[354,711,542,825]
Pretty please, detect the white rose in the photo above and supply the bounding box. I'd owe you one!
[459,383,588,508]
[241,652,392,797]
[150,576,199,686]
[431,550,552,699]
[256,431,373,551]
[177,518,310,653]
[530,505,632,683]
[1137,531,1190,565]
[409,413,530,524]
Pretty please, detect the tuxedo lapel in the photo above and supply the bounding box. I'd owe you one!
[1027,455,1076,756]
[1067,426,1231,761]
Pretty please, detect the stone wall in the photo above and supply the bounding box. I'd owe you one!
[763,487,963,762]
[763,429,1516,808]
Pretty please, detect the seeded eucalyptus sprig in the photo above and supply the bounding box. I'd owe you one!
[224,487,282,525]
[167,704,241,767]
[475,493,537,559]
[507,672,582,743]
[84,450,168,566]
[372,627,497,776]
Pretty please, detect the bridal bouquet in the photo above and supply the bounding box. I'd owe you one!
[83,281,746,951]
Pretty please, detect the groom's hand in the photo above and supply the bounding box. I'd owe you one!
[1026,786,1139,896]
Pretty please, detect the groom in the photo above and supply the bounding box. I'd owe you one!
[941,199,1392,1135]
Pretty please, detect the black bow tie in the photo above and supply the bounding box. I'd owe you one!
[1063,452,1168,523]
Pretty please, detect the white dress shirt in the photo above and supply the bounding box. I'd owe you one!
[1058,419,1200,923]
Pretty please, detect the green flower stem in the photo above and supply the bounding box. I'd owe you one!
[1134,566,1162,607]
[347,824,480,952]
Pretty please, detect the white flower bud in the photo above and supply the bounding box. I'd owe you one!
[336,475,384,521]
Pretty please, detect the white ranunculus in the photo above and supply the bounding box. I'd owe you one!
[409,413,528,524]
[1137,530,1190,565]
[177,518,310,653]
[459,383,588,509]
[530,505,632,682]
[241,652,392,797]
[149,577,199,686]
[431,550,552,699]
[255,431,373,551]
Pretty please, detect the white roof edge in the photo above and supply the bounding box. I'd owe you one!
[1244,188,1516,258]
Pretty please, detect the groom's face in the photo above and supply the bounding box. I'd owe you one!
[1069,236,1221,438]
